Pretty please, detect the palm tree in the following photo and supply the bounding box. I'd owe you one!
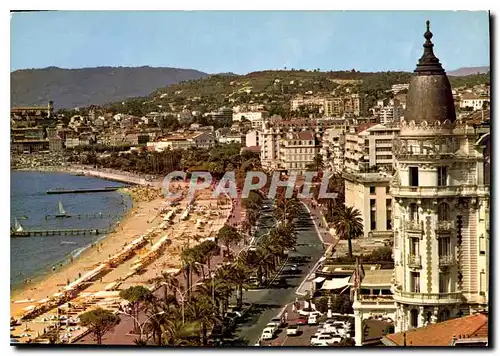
[332,205,363,258]
[149,271,181,304]
[185,294,220,345]
[162,317,200,346]
[229,263,250,308]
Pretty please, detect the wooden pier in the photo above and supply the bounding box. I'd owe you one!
[46,187,123,195]
[45,212,123,220]
[11,227,113,238]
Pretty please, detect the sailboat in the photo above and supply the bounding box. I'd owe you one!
[11,218,29,237]
[55,201,70,218]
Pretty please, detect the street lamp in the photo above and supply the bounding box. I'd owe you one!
[118,310,165,344]
[160,283,200,325]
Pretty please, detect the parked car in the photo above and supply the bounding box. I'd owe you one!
[286,324,300,336]
[265,323,278,334]
[261,327,276,340]
[269,317,284,328]
[308,314,319,325]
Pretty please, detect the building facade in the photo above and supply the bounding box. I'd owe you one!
[390,22,490,333]
[344,123,399,174]
[280,131,319,174]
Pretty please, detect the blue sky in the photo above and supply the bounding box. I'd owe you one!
[11,11,490,74]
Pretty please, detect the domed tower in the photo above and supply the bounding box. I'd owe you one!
[390,21,490,332]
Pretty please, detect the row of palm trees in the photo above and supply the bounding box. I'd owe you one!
[133,191,301,346]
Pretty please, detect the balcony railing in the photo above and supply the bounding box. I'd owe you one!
[392,185,479,198]
[436,220,453,232]
[439,254,456,267]
[405,220,422,231]
[393,289,464,304]
[407,254,422,268]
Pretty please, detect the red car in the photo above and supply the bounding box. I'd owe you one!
[295,316,308,325]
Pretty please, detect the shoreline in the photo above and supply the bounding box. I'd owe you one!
[10,189,136,303]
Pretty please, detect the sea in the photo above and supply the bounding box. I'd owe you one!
[10,171,132,289]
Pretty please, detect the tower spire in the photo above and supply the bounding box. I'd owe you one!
[414,20,445,75]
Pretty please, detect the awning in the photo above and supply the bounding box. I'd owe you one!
[313,277,326,283]
[321,277,351,290]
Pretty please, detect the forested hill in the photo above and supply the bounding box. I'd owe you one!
[103,69,490,117]
[11,66,208,109]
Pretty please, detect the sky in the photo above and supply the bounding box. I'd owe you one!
[10,11,490,74]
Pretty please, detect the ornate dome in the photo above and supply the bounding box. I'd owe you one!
[404,21,456,124]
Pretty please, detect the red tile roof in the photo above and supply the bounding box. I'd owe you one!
[243,145,261,153]
[384,313,488,346]
[356,122,377,133]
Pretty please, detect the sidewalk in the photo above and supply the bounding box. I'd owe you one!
[300,198,338,247]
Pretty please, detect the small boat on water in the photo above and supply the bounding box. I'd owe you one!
[61,241,77,245]
[55,201,70,218]
[11,218,29,237]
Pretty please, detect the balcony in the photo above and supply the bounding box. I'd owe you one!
[405,220,422,232]
[392,289,464,305]
[436,220,453,232]
[391,185,479,198]
[407,254,422,268]
[438,254,456,267]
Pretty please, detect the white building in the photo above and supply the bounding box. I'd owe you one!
[280,131,319,174]
[344,171,394,238]
[344,123,399,174]
[245,130,260,148]
[390,22,490,333]
[321,127,345,174]
[459,94,489,111]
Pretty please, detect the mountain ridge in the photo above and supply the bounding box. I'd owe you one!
[11,66,209,109]
[447,66,490,76]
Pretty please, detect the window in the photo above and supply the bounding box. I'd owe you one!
[409,167,419,186]
[386,186,390,194]
[480,270,486,296]
[370,186,376,194]
[438,203,450,221]
[410,272,420,293]
[479,234,486,255]
[438,236,450,257]
[439,273,450,293]
[410,237,419,256]
[410,309,419,328]
[438,167,448,186]
[409,203,419,221]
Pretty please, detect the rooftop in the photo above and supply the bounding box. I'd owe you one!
[383,313,488,346]
[359,269,392,287]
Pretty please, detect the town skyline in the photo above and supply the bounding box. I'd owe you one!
[11,11,490,74]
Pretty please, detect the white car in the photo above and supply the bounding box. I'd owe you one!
[265,323,278,333]
[311,333,342,346]
[261,327,275,340]
[298,309,323,317]
[286,324,299,336]
[308,314,319,325]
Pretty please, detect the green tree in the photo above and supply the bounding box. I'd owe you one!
[119,286,152,332]
[79,308,120,345]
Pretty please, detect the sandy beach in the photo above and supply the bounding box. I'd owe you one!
[10,182,233,343]
[10,188,164,317]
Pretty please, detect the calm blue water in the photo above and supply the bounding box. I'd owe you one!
[10,171,132,288]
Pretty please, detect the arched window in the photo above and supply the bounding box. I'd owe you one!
[410,309,419,328]
[438,203,450,221]
[409,203,419,221]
